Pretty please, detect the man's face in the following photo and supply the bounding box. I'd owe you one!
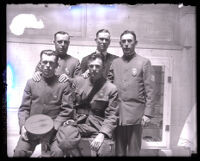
[120,33,137,57]
[95,32,110,53]
[41,54,58,78]
[54,34,70,56]
[88,58,103,82]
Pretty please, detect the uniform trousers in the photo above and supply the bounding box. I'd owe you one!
[115,124,143,156]
[13,133,63,157]
[57,114,113,156]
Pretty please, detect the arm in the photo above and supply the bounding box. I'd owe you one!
[18,80,32,134]
[58,60,81,83]
[73,61,82,78]
[107,62,114,83]
[80,56,88,74]
[53,83,75,130]
[90,86,119,152]
[99,87,119,138]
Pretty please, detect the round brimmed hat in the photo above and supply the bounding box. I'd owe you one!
[25,114,54,136]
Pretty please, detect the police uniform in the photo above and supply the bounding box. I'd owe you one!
[57,76,119,156]
[81,51,118,78]
[14,75,74,157]
[108,53,155,156]
[36,54,81,78]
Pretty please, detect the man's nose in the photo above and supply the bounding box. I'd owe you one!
[92,66,97,70]
[102,39,106,43]
[60,41,65,46]
[46,62,50,67]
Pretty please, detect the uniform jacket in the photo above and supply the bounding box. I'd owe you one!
[18,75,74,133]
[108,54,155,125]
[72,76,119,138]
[36,54,81,78]
[80,52,118,78]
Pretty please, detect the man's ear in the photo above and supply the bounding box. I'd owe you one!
[55,62,59,68]
[119,41,122,47]
[108,39,111,45]
[134,40,138,46]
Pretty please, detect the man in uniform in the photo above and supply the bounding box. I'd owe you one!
[56,54,119,156]
[80,29,118,78]
[33,31,81,82]
[13,50,74,157]
[108,30,155,156]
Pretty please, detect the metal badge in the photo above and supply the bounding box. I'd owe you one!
[151,75,155,82]
[132,68,137,77]
[65,68,70,75]
[99,92,104,98]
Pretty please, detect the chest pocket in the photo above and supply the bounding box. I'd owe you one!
[91,97,109,112]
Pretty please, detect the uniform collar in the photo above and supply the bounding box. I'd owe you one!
[122,51,136,61]
[95,50,107,57]
[41,74,57,84]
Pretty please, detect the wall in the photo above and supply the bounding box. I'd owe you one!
[6,4,196,156]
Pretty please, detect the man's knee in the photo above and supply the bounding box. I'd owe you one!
[49,140,64,157]
[13,149,33,157]
[56,125,81,151]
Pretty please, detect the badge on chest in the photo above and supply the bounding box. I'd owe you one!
[132,68,137,77]
[65,68,70,75]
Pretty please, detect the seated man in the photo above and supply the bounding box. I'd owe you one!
[13,50,74,157]
[56,54,119,156]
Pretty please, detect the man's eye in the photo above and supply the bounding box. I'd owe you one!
[128,40,133,43]
[57,40,69,44]
[121,39,133,43]
[99,38,109,42]
[121,40,126,43]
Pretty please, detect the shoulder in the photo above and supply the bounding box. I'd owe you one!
[67,55,80,64]
[105,80,118,91]
[26,78,35,86]
[73,75,86,85]
[82,52,95,61]
[107,53,119,59]
[111,57,122,64]
[136,54,150,63]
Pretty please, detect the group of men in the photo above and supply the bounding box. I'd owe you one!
[13,29,155,157]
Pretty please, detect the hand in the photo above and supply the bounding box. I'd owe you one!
[141,115,151,127]
[81,69,89,79]
[90,133,104,152]
[21,126,29,141]
[59,74,69,83]
[32,71,42,82]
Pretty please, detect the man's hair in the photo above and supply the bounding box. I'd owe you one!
[96,29,111,38]
[120,30,137,42]
[40,50,58,63]
[87,53,104,66]
[54,31,70,41]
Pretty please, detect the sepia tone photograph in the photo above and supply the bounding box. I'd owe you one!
[6,3,196,157]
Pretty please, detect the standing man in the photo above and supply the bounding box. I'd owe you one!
[33,31,81,82]
[56,54,119,156]
[81,29,118,78]
[14,50,74,157]
[108,30,155,156]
